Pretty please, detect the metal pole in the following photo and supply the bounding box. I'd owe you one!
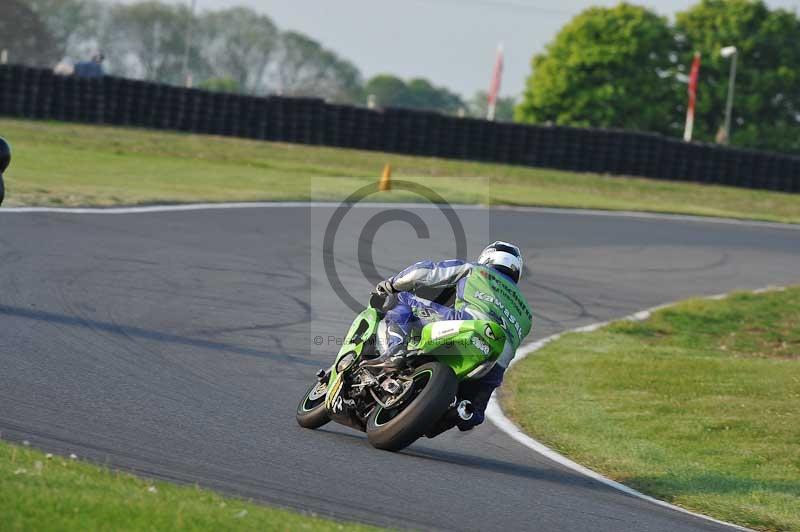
[181,0,197,87]
[722,52,737,145]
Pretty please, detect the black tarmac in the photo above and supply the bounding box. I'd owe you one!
[1,205,798,531]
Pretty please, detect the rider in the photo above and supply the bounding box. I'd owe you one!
[372,241,533,431]
[0,137,9,206]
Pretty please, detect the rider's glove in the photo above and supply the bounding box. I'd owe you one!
[375,280,396,296]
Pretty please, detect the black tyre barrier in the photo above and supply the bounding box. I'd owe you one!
[0,64,797,193]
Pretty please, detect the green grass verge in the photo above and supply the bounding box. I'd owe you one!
[503,287,800,531]
[0,440,379,531]
[2,118,799,223]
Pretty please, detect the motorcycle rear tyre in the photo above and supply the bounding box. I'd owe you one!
[366,362,457,451]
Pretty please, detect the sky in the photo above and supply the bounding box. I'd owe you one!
[114,0,800,99]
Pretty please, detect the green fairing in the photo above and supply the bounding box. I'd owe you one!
[459,265,532,349]
[324,271,529,408]
[325,307,380,407]
[409,320,506,379]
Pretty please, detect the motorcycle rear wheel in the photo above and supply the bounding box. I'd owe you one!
[366,362,457,451]
[296,379,331,429]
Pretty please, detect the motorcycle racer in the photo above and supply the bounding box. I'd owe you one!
[372,241,533,430]
[0,137,10,206]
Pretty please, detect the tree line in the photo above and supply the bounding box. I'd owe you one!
[2,0,511,119]
[5,0,363,102]
[516,0,800,154]
[5,0,793,154]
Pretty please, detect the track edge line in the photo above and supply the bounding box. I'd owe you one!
[1,202,798,230]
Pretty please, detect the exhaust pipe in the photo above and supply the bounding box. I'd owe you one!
[425,399,474,439]
[456,400,474,421]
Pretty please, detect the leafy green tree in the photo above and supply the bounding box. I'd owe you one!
[0,0,58,66]
[675,0,800,153]
[515,3,678,134]
[365,74,409,107]
[197,77,241,93]
[468,90,516,121]
[365,74,464,113]
[404,78,463,113]
[196,7,277,95]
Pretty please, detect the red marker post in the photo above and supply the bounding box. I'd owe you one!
[487,43,504,121]
[683,52,701,142]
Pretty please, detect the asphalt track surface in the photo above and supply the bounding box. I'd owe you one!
[1,205,798,531]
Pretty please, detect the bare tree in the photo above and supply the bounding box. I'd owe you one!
[16,0,366,101]
[272,31,362,102]
[99,1,200,83]
[0,0,58,66]
[24,0,102,61]
[196,7,278,94]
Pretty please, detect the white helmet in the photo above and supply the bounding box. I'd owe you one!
[477,241,523,283]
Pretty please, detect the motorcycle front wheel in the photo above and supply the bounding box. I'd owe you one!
[296,379,331,429]
[366,361,457,451]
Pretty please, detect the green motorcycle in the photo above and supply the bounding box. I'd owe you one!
[296,293,506,451]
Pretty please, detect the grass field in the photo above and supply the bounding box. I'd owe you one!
[1,118,799,223]
[503,287,800,531]
[0,440,378,531]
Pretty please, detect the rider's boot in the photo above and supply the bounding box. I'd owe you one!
[361,324,409,370]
